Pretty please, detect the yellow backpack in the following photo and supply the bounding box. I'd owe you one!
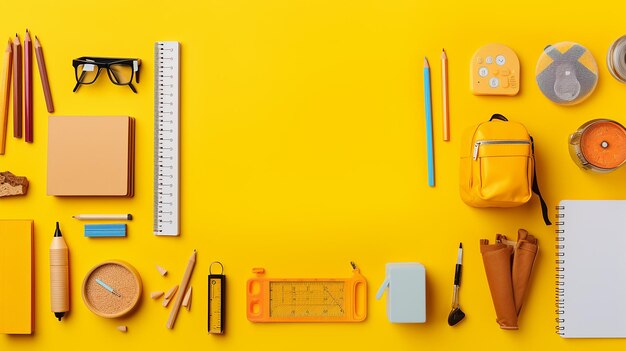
[460,114,551,225]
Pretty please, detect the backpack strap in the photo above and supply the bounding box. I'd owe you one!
[490,114,508,122]
[530,136,552,225]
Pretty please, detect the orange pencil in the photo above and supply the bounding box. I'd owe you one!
[24,29,32,143]
[12,34,21,138]
[441,49,450,141]
[0,40,12,155]
[34,36,53,113]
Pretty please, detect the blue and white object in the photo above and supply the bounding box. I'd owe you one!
[376,262,426,323]
[84,224,127,237]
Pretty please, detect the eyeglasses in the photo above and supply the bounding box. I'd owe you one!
[72,57,141,93]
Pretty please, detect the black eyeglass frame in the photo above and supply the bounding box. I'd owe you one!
[72,57,142,93]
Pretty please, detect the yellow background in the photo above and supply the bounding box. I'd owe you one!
[2,0,626,349]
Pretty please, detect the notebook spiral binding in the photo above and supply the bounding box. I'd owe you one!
[554,205,565,335]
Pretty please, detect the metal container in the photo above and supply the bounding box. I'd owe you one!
[568,119,626,173]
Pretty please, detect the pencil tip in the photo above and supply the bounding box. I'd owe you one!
[459,242,462,248]
[424,57,429,67]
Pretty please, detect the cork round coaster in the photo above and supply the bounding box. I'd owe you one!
[82,260,142,318]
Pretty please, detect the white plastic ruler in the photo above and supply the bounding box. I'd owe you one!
[154,41,180,236]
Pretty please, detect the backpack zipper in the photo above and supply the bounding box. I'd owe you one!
[473,139,531,160]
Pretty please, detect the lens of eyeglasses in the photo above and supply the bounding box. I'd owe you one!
[75,63,99,84]
[107,63,133,85]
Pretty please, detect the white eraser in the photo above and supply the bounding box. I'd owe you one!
[377,262,426,323]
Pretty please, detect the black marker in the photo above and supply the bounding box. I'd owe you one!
[454,242,463,286]
[448,242,465,326]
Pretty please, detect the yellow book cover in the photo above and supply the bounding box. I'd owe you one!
[0,220,34,334]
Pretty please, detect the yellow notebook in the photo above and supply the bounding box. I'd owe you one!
[0,220,34,334]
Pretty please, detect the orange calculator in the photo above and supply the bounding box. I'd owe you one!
[471,43,520,96]
[246,262,367,322]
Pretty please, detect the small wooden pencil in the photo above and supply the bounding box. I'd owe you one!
[72,214,132,220]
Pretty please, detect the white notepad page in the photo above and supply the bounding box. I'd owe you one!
[558,200,626,338]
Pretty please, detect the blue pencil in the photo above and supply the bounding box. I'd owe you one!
[423,57,435,187]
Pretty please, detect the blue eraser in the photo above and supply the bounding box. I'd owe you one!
[84,224,127,237]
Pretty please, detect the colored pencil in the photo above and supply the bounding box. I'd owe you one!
[34,36,53,113]
[424,57,435,187]
[24,29,32,143]
[441,49,450,141]
[72,214,132,220]
[12,34,21,138]
[0,41,12,155]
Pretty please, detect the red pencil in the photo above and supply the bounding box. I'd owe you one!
[24,29,32,143]
[34,36,53,113]
[12,34,21,138]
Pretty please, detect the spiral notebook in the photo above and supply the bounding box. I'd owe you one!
[556,200,626,338]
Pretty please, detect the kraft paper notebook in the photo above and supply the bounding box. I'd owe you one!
[47,116,135,196]
[556,200,626,338]
[0,220,34,334]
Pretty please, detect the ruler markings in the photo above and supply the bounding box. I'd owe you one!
[154,41,180,236]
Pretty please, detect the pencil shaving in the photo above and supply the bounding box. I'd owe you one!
[182,286,192,310]
[156,265,168,276]
[162,297,172,307]
[164,285,178,299]
[162,285,178,307]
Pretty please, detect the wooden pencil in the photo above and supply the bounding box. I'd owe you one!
[166,250,196,329]
[12,34,21,138]
[34,36,53,113]
[24,29,32,143]
[0,40,12,155]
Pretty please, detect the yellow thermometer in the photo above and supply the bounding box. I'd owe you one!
[246,262,367,322]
